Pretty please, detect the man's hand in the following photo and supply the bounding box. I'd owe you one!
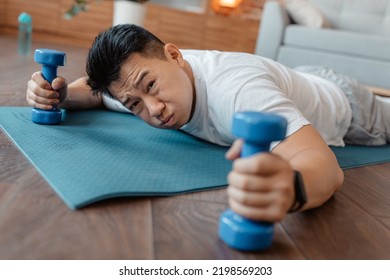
[225,139,295,222]
[26,71,68,110]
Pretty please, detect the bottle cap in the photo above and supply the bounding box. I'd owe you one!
[18,12,32,24]
[18,12,32,31]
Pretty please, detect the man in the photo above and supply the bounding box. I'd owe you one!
[26,24,390,222]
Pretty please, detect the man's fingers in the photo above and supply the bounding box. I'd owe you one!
[225,139,243,160]
[28,79,59,99]
[26,89,59,110]
[52,76,67,91]
[228,171,273,192]
[227,185,274,206]
[31,71,51,90]
[233,153,287,175]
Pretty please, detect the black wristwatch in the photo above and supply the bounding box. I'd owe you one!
[289,171,307,212]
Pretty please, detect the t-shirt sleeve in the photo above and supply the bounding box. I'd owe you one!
[233,77,310,148]
[102,95,131,113]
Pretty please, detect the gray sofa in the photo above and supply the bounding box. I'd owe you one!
[255,0,390,89]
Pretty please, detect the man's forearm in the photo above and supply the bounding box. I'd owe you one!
[273,125,344,212]
[62,77,103,110]
[289,147,343,211]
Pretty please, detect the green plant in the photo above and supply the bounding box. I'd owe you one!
[64,0,148,19]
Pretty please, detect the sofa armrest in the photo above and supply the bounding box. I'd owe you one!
[255,1,291,59]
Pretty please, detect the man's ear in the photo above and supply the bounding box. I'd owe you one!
[164,43,185,67]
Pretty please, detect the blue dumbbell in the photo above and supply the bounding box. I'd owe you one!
[219,111,287,251]
[31,49,66,125]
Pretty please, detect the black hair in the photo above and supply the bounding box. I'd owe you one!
[86,24,165,98]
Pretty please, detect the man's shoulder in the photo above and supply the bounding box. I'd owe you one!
[180,49,208,57]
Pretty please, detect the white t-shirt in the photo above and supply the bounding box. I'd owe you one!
[103,50,352,148]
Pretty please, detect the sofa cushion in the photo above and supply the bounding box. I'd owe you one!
[284,25,390,61]
[277,46,390,88]
[307,0,390,36]
[284,0,330,28]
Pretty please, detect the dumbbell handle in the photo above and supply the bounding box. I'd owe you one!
[241,142,270,158]
[41,65,58,84]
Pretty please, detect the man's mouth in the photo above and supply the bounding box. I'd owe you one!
[160,114,173,126]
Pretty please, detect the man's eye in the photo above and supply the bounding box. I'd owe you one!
[147,81,155,92]
[129,101,140,111]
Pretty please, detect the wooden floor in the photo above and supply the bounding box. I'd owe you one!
[0,35,389,260]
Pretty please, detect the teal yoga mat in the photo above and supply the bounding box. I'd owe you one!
[0,107,231,209]
[1,107,390,209]
[331,145,390,169]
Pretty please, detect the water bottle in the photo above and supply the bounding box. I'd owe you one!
[18,12,32,55]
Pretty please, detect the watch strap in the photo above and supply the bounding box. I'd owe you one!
[288,170,307,213]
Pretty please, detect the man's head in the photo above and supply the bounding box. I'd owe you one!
[86,24,165,98]
[86,24,195,130]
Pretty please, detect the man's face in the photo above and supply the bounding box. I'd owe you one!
[108,44,195,130]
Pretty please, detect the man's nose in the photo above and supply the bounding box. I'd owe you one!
[145,96,164,118]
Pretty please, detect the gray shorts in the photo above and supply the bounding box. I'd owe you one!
[294,66,390,146]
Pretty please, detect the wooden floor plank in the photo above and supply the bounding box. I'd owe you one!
[0,132,154,259]
[281,191,390,259]
[339,165,390,217]
[378,217,390,230]
[0,180,154,259]
[367,86,390,97]
[152,197,304,259]
[172,188,228,204]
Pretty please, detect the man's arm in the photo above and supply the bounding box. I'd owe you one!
[62,77,103,110]
[27,72,103,111]
[273,124,343,210]
[226,124,343,222]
